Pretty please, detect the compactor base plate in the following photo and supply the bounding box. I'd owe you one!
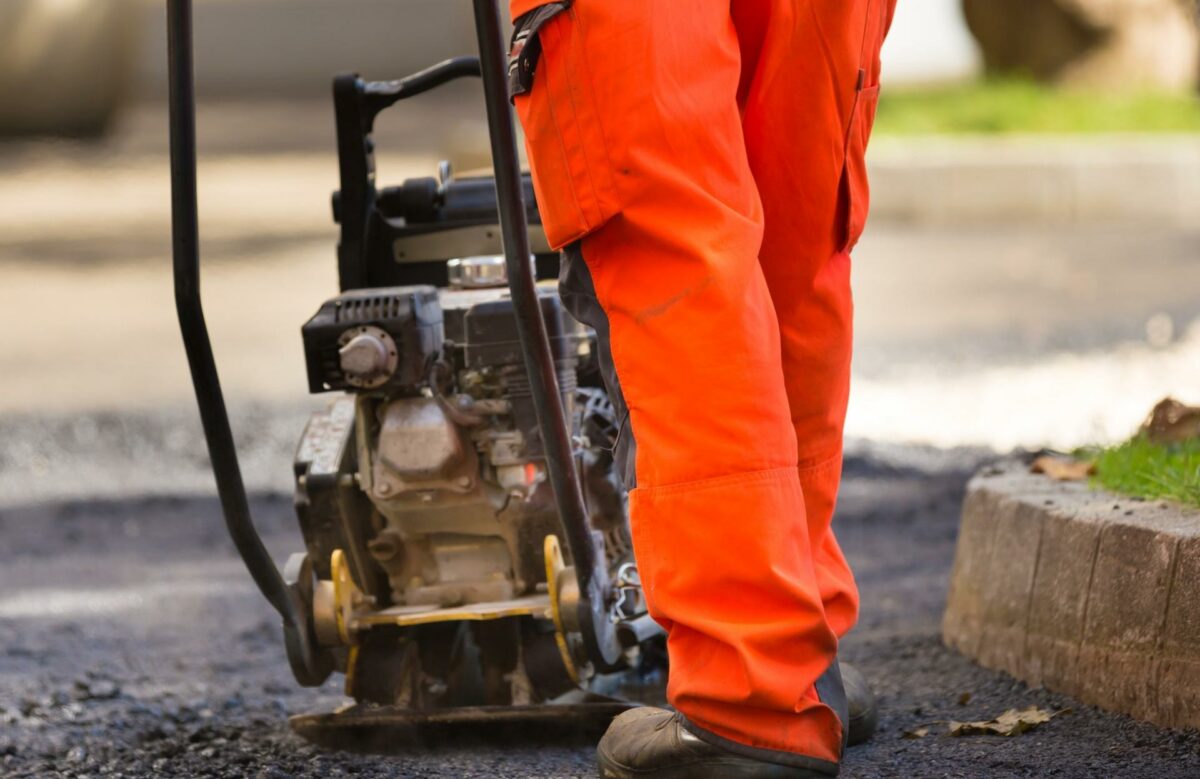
[289,701,638,752]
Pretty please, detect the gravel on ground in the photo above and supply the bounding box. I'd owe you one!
[2,448,1198,778]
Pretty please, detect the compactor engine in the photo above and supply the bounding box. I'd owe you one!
[292,277,631,706]
[168,0,659,745]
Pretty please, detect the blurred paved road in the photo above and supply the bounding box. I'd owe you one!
[0,99,1197,512]
[3,102,1199,439]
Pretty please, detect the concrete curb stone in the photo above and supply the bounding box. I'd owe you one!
[943,461,1200,729]
[869,136,1200,227]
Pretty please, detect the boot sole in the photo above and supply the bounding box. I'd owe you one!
[597,750,837,779]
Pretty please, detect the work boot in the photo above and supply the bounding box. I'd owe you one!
[597,708,839,779]
[842,663,878,747]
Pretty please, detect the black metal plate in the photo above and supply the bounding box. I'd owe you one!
[290,702,638,752]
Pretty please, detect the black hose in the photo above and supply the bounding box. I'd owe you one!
[167,0,298,629]
[471,0,623,670]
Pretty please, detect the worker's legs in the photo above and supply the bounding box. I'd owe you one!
[734,0,896,640]
[510,0,890,768]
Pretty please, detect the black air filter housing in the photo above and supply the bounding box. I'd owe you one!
[462,292,584,369]
[302,286,443,393]
[461,292,587,457]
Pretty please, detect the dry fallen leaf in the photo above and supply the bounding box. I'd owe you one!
[901,726,929,739]
[1141,397,1200,445]
[1030,455,1095,481]
[948,706,1062,737]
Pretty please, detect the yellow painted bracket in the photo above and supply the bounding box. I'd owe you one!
[544,534,581,685]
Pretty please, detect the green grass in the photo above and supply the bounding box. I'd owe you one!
[875,78,1200,135]
[1088,437,1200,508]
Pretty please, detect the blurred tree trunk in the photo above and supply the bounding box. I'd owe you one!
[962,0,1200,91]
[0,0,140,138]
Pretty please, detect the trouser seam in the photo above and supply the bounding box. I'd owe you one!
[796,451,842,477]
[635,465,797,498]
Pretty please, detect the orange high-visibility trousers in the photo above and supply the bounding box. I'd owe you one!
[510,0,895,768]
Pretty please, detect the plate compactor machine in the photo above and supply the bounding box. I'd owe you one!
[167,0,663,748]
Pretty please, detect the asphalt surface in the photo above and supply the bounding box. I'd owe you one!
[3,449,1199,778]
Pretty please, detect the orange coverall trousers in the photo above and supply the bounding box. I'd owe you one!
[510,0,895,767]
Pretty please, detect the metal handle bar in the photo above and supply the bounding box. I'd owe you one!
[471,0,624,671]
[167,0,299,630]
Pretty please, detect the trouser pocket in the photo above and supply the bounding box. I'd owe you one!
[838,80,880,254]
[509,1,622,249]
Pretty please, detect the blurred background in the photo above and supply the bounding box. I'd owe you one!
[0,0,1198,505]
